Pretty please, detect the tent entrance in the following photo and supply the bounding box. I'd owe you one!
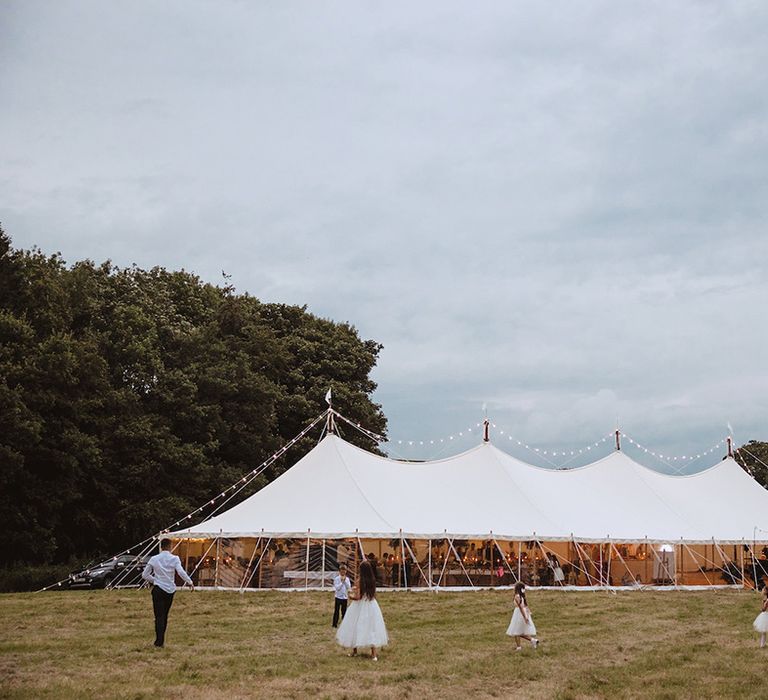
[167,536,768,590]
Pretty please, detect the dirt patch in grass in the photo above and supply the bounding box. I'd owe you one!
[0,589,764,699]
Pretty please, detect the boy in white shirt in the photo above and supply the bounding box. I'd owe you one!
[332,564,352,628]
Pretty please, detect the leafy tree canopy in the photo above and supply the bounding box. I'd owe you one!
[0,227,386,565]
[735,440,768,490]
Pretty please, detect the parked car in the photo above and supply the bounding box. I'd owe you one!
[67,554,150,589]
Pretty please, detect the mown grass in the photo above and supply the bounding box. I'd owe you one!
[0,589,765,699]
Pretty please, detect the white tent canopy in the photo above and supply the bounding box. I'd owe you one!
[172,434,768,544]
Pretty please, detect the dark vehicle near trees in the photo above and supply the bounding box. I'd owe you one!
[67,555,150,589]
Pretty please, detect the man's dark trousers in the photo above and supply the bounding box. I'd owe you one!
[152,586,175,646]
[332,597,348,627]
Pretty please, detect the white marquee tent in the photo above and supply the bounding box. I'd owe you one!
[172,433,768,544]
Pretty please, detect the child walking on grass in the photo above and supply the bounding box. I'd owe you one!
[336,559,388,661]
[754,587,768,648]
[331,564,352,628]
[506,581,539,651]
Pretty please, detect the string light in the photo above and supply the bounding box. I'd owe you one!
[39,409,329,591]
[380,417,615,469]
[370,416,731,474]
[620,432,726,470]
[494,426,614,468]
[382,421,480,447]
[38,407,748,591]
[737,445,768,474]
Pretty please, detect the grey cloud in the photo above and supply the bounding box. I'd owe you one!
[2,0,767,466]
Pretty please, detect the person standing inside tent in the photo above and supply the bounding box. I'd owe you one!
[551,553,565,586]
[754,587,768,648]
[336,559,388,661]
[506,582,539,651]
[336,542,350,569]
[142,538,194,648]
[332,564,352,628]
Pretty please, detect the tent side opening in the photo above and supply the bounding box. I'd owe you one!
[164,536,768,590]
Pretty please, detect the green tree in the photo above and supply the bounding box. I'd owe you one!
[0,227,387,566]
[735,440,768,490]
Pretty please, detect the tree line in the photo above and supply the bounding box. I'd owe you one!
[0,228,387,567]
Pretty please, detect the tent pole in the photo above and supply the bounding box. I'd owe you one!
[599,542,604,587]
[533,535,549,587]
[672,544,679,590]
[494,538,517,584]
[649,544,676,589]
[321,539,326,590]
[239,535,262,591]
[644,537,649,584]
[607,538,613,586]
[573,540,599,587]
[428,539,432,590]
[681,542,687,586]
[681,542,713,586]
[446,536,475,588]
[258,533,264,589]
[489,533,494,588]
[609,542,637,586]
[243,537,272,590]
[517,541,522,584]
[739,539,746,589]
[188,537,218,585]
[436,533,451,588]
[214,535,222,589]
[354,531,360,583]
[752,533,759,589]
[744,540,758,590]
[403,538,428,589]
[572,538,584,586]
[400,531,407,590]
[712,539,737,588]
[305,531,310,590]
[648,544,661,586]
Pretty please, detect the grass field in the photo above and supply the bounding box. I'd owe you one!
[0,588,765,699]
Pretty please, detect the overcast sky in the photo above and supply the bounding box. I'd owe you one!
[2,1,767,469]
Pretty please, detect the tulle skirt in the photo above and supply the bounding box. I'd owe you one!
[506,607,537,637]
[754,611,768,633]
[336,598,389,648]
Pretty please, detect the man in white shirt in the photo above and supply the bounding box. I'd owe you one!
[331,563,352,628]
[142,539,194,647]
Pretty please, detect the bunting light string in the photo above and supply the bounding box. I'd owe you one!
[490,425,616,468]
[39,409,329,592]
[383,421,480,448]
[378,417,615,468]
[160,410,329,533]
[332,410,386,444]
[619,432,727,470]
[738,446,768,473]
[733,448,755,477]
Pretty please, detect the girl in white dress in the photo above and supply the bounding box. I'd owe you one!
[754,587,768,648]
[506,582,539,651]
[336,559,388,661]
